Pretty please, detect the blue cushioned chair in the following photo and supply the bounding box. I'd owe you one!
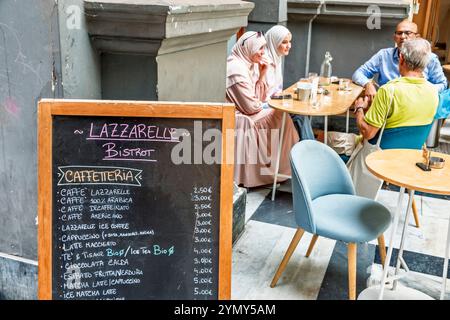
[369,124,432,150]
[270,140,392,300]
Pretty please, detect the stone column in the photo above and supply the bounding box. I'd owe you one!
[84,0,254,102]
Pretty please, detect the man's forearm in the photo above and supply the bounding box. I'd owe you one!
[356,110,378,140]
[352,69,370,87]
[355,110,366,134]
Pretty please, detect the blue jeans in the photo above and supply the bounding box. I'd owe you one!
[291,114,315,140]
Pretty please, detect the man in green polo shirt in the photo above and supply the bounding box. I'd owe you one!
[354,38,439,141]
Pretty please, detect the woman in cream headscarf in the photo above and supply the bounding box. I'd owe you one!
[264,25,315,141]
[226,31,299,188]
[264,25,291,98]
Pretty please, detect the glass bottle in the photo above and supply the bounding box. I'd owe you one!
[320,51,333,86]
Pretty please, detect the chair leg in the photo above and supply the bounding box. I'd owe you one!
[348,243,357,300]
[305,234,319,257]
[412,198,420,228]
[377,235,386,268]
[270,228,305,288]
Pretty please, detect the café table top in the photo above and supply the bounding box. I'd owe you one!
[268,79,363,116]
[366,149,450,196]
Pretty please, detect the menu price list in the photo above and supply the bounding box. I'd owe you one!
[54,184,167,300]
[192,186,215,299]
[50,117,223,300]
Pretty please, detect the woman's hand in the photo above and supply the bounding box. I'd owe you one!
[271,90,283,98]
[258,56,270,80]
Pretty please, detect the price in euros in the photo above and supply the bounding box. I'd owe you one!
[194,288,213,296]
[194,227,212,234]
[193,248,212,254]
[195,212,211,218]
[194,267,213,274]
[194,257,213,264]
[194,237,212,243]
[194,203,211,210]
[193,186,212,194]
[194,277,213,284]
[191,194,212,202]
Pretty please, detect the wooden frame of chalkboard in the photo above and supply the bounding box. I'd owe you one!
[38,99,235,300]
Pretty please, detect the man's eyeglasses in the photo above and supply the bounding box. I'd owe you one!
[394,31,417,37]
[241,31,264,46]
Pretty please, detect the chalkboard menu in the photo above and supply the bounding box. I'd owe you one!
[38,100,234,300]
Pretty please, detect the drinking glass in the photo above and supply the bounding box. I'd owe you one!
[296,81,312,102]
[338,78,346,91]
[308,72,318,81]
[309,75,320,107]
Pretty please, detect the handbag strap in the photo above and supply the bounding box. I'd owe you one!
[375,86,395,147]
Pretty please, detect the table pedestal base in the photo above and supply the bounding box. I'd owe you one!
[358,284,434,300]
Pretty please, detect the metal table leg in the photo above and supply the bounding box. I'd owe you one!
[324,115,328,145]
[346,109,350,133]
[271,112,286,201]
[378,187,406,300]
[441,216,450,300]
[392,190,415,290]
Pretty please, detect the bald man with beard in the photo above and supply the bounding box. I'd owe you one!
[353,20,447,102]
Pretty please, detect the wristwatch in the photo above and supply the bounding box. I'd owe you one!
[353,106,364,114]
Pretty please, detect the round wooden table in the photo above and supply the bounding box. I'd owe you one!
[361,149,450,300]
[268,80,363,201]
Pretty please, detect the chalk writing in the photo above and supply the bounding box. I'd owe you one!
[102,142,156,162]
[88,122,179,142]
[52,116,221,300]
[57,166,142,186]
[191,185,215,298]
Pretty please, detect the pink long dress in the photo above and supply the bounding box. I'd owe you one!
[226,77,299,188]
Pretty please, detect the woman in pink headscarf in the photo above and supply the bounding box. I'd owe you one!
[226,31,299,188]
[264,25,315,141]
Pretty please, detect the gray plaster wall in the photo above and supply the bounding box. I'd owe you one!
[248,1,407,89]
[284,20,401,131]
[283,21,309,87]
[0,0,62,261]
[285,21,395,87]
[227,34,237,56]
[247,0,287,36]
[0,254,37,300]
[248,0,287,24]
[102,54,158,100]
[58,0,101,99]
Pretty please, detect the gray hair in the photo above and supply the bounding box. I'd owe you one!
[399,38,431,71]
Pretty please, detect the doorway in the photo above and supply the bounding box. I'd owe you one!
[414,0,450,64]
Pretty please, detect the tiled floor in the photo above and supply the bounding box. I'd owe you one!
[232,187,450,300]
[231,130,450,300]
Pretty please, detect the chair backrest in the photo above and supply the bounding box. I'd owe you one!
[369,124,432,150]
[290,140,355,234]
